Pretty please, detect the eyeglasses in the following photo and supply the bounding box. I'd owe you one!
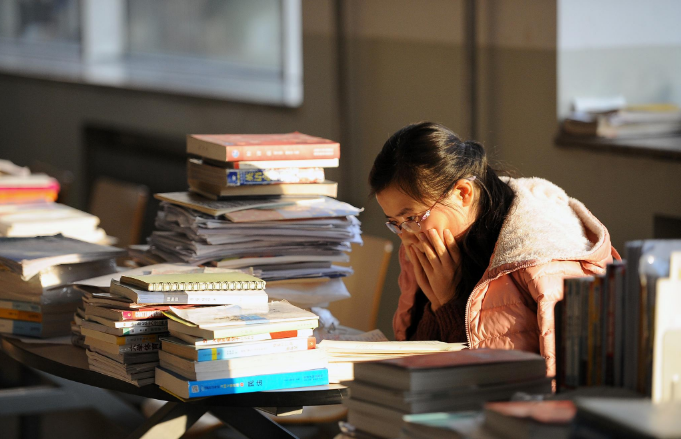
[384,176,476,235]
[385,200,437,235]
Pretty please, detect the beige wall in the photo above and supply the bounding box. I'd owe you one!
[1,0,680,338]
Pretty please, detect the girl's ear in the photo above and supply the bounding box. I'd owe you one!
[452,179,475,207]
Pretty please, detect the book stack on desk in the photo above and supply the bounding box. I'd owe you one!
[342,349,552,439]
[155,300,330,398]
[75,270,268,387]
[0,235,124,338]
[136,132,363,309]
[0,162,59,204]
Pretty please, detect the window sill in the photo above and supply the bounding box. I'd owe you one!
[555,133,681,161]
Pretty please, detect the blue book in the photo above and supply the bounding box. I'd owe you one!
[0,318,47,337]
[225,168,325,186]
[155,367,329,398]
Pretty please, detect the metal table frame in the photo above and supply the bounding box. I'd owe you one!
[0,336,347,439]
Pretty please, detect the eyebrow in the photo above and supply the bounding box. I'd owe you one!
[385,207,413,219]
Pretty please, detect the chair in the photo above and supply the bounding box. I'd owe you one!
[88,177,149,248]
[327,235,394,331]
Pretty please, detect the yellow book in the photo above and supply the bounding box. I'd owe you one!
[0,308,42,322]
[119,272,265,292]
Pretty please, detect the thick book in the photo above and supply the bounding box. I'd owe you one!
[120,272,265,292]
[109,280,268,306]
[199,157,339,170]
[168,328,314,347]
[352,348,547,392]
[0,203,100,238]
[188,159,326,186]
[161,335,316,361]
[155,366,329,398]
[80,327,160,345]
[189,179,338,199]
[186,132,340,163]
[0,235,126,280]
[0,317,70,337]
[345,376,553,414]
[158,348,327,381]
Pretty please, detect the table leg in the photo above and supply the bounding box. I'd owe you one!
[125,402,207,439]
[209,406,300,439]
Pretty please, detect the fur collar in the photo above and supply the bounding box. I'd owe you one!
[489,177,606,271]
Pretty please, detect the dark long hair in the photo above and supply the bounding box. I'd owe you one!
[369,122,515,331]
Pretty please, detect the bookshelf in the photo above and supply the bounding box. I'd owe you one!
[555,134,681,161]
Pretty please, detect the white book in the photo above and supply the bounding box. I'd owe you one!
[109,280,268,306]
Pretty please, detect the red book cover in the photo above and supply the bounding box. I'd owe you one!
[187,132,340,162]
[374,348,544,370]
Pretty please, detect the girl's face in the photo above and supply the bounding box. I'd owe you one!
[375,181,477,250]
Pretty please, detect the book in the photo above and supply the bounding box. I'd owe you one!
[199,157,339,170]
[187,159,326,186]
[188,179,338,199]
[161,335,316,361]
[352,349,547,392]
[0,317,70,337]
[83,304,175,321]
[80,320,168,337]
[84,336,160,356]
[573,398,681,439]
[345,376,553,414]
[87,347,159,365]
[85,315,168,329]
[186,132,340,163]
[483,400,576,439]
[119,272,265,292]
[109,281,269,306]
[0,235,126,280]
[0,203,100,238]
[158,348,327,381]
[400,412,484,439]
[168,327,314,347]
[80,327,160,345]
[167,319,318,340]
[155,366,329,398]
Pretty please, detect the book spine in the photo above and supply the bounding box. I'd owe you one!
[0,308,42,322]
[122,310,167,320]
[186,368,329,397]
[191,329,311,346]
[196,337,316,362]
[135,291,266,305]
[0,300,42,313]
[0,318,42,336]
[223,168,325,186]
[604,266,617,386]
[117,325,168,336]
[554,298,565,391]
[114,334,161,345]
[110,319,168,329]
[613,264,626,387]
[189,140,340,163]
[119,341,161,354]
[579,279,591,386]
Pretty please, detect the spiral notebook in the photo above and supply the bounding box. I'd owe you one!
[119,273,265,292]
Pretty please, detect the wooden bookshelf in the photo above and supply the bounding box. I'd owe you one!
[555,133,681,161]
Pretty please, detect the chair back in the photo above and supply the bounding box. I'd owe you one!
[89,177,149,248]
[327,235,394,331]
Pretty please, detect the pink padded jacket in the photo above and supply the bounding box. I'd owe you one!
[393,177,619,376]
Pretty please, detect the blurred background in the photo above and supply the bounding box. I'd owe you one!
[1,0,681,378]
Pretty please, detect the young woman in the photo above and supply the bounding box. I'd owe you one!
[369,122,619,375]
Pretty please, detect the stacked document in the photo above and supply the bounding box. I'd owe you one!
[73,266,266,386]
[156,300,329,398]
[0,235,124,338]
[146,193,362,308]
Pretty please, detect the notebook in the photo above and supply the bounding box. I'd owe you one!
[119,272,265,292]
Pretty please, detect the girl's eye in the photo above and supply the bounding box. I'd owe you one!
[405,216,418,222]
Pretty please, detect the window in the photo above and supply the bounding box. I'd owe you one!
[0,0,302,106]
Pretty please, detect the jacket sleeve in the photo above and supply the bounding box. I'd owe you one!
[393,244,419,341]
[512,261,597,377]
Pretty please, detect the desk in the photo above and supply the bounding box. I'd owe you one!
[0,336,347,439]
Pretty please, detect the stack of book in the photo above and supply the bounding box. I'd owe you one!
[74,269,268,387]
[0,171,59,204]
[555,241,681,402]
[0,235,124,338]
[561,102,681,139]
[141,132,362,308]
[156,300,329,398]
[342,349,552,439]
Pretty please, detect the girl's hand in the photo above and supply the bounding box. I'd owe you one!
[407,228,461,311]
